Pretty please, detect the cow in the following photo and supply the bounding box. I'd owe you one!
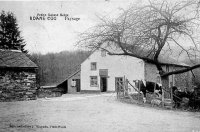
[172,86,200,109]
[172,86,190,108]
[139,81,163,103]
[188,97,200,110]
[187,87,200,110]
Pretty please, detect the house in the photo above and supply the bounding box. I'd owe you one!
[58,44,194,96]
[0,49,38,101]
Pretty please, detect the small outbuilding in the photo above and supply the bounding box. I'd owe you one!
[0,49,38,101]
[57,66,81,94]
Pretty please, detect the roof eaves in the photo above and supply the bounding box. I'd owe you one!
[160,62,191,68]
[57,69,81,86]
[66,69,81,80]
[0,66,38,69]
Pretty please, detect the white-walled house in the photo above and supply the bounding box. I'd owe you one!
[58,45,193,95]
[80,48,193,93]
[81,49,145,92]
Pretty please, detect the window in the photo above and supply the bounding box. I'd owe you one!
[71,79,76,87]
[91,62,97,70]
[101,50,106,57]
[90,76,98,86]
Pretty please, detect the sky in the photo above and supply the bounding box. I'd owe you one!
[0,0,136,54]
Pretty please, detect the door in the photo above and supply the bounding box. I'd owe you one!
[100,77,107,92]
[76,79,81,92]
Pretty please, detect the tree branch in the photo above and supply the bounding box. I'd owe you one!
[161,64,200,77]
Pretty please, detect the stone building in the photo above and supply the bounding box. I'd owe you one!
[0,50,38,101]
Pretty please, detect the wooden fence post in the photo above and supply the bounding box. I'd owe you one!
[154,82,156,101]
[162,88,164,107]
[138,80,140,103]
[125,79,127,97]
[117,82,119,99]
[170,86,173,109]
[171,86,173,102]
[123,76,126,97]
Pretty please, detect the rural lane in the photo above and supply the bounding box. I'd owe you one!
[0,93,200,132]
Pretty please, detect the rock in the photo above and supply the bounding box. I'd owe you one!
[0,70,37,102]
[26,92,33,95]
[2,93,10,98]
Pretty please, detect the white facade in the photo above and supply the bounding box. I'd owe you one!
[81,49,145,92]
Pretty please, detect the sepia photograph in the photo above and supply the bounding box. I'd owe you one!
[0,0,200,132]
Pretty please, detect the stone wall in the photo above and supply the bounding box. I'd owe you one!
[0,69,37,102]
[37,88,63,98]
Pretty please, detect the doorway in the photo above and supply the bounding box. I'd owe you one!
[76,79,81,92]
[100,77,107,92]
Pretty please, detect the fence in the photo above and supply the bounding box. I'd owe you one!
[116,76,173,108]
[116,76,143,104]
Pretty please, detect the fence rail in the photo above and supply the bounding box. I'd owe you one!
[116,77,173,108]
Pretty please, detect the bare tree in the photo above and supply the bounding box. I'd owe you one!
[77,0,200,78]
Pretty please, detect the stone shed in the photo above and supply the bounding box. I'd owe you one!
[0,50,38,101]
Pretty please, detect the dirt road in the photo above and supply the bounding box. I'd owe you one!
[0,93,200,132]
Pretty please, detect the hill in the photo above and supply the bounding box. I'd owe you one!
[30,50,91,86]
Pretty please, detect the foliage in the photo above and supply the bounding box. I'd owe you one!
[30,50,90,86]
[0,11,27,53]
[77,0,200,77]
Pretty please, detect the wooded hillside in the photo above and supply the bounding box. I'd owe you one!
[30,50,90,86]
[29,48,200,87]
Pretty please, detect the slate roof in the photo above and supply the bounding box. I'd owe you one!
[0,49,38,68]
[123,45,190,67]
[57,65,80,87]
[157,55,189,67]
